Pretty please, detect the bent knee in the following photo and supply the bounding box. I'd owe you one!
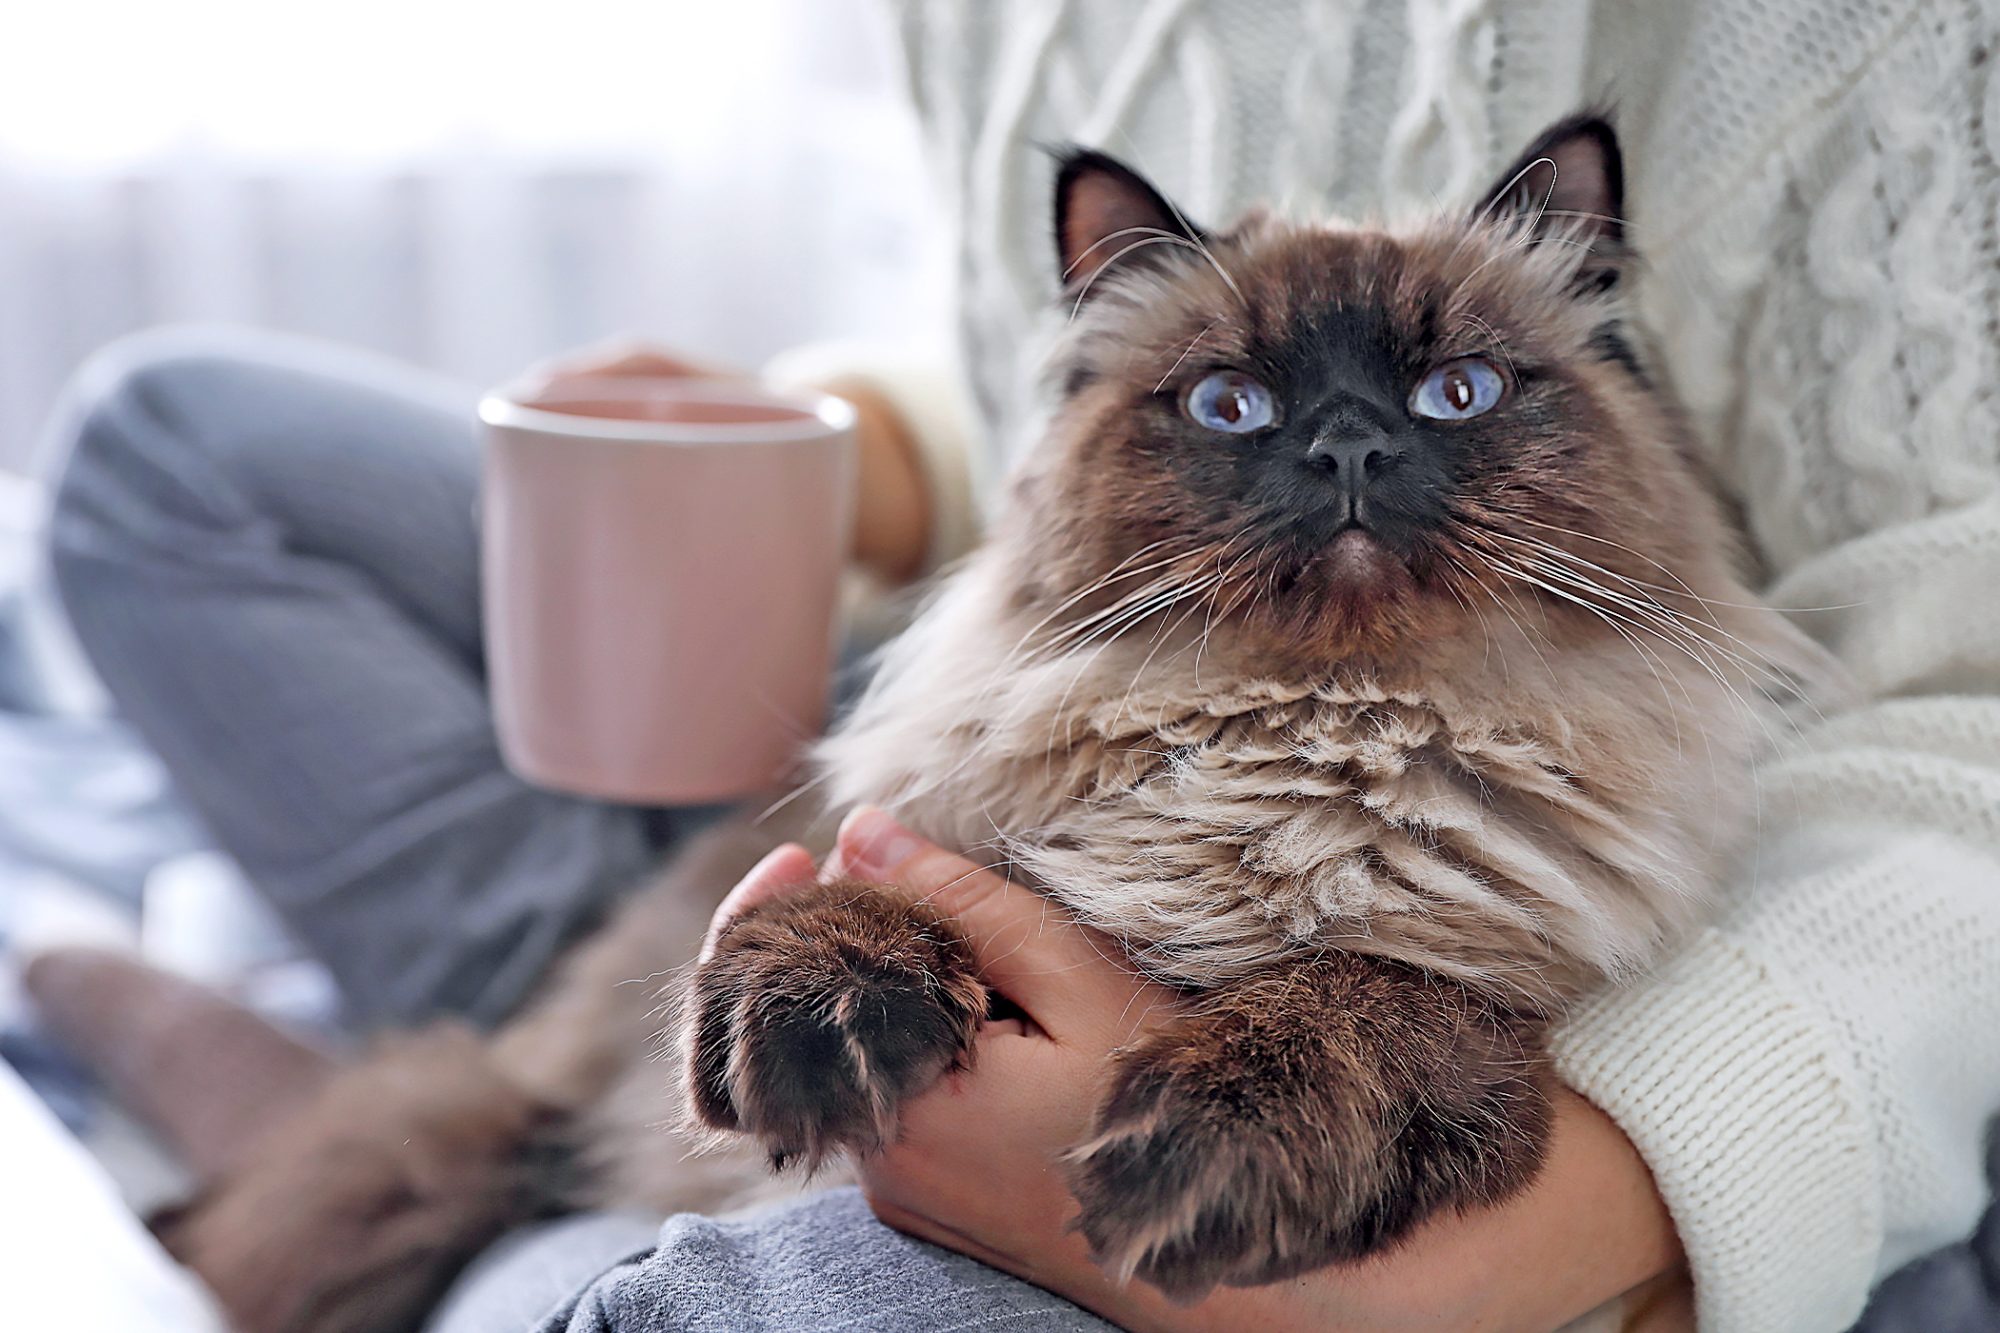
[57,324,278,460]
[45,327,283,586]
[49,324,289,500]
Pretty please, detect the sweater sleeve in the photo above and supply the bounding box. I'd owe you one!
[1551,9,2000,1325]
[1553,496,2000,1332]
[762,340,986,578]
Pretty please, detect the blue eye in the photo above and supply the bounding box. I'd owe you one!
[1410,357,1505,420]
[1184,370,1276,434]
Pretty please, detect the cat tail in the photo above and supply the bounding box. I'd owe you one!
[23,945,581,1333]
[151,1023,584,1333]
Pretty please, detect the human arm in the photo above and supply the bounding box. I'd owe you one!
[718,811,1691,1333]
[529,336,980,584]
[1548,497,2000,1331]
[1546,6,2000,1318]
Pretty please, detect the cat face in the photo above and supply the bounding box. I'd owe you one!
[1012,117,1732,667]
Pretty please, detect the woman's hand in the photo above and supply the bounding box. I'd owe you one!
[525,336,932,582]
[717,811,1693,1333]
[524,336,742,387]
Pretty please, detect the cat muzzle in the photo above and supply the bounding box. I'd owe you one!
[1303,431,1408,528]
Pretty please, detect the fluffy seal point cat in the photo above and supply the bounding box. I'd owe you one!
[153,113,1834,1331]
[684,113,1830,1297]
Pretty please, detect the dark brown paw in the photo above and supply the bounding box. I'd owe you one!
[1067,956,1550,1300]
[683,879,986,1171]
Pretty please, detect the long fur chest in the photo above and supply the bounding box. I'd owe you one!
[817,564,1770,1009]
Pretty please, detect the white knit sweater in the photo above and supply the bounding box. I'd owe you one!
[779,3,2000,1329]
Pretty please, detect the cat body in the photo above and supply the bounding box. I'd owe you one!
[158,115,1831,1329]
[823,535,1758,1012]
[815,145,1795,1011]
[684,118,1828,1294]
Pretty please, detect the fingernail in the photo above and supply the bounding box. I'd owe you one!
[720,844,807,914]
[738,843,801,894]
[703,844,813,962]
[838,805,922,879]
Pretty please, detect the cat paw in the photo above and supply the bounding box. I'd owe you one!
[683,879,986,1171]
[1066,966,1550,1301]
[1066,1026,1351,1300]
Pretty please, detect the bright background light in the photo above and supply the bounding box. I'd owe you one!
[2,1,799,164]
[0,0,947,472]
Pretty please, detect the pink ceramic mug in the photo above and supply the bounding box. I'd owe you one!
[478,375,856,804]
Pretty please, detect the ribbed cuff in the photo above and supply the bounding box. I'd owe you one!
[762,340,982,578]
[1553,928,1883,1333]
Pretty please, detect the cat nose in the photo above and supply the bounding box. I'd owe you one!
[1303,433,1402,507]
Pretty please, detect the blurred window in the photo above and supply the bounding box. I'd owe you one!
[0,0,945,472]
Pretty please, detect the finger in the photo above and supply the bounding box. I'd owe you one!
[699,842,817,962]
[525,336,741,385]
[834,807,1147,1027]
[588,349,733,379]
[897,1035,1091,1147]
[862,1194,1032,1285]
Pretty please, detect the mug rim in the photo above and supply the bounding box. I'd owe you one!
[478,376,856,445]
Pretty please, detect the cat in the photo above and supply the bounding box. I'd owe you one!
[680,112,1832,1297]
[154,113,1831,1330]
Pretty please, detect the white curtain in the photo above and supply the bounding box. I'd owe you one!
[0,0,948,474]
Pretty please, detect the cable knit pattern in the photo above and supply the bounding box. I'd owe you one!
[850,4,2000,1328]
[1377,0,1499,212]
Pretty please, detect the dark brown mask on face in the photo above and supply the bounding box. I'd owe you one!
[1010,116,1725,670]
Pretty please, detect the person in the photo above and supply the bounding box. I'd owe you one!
[36,1,2000,1330]
[39,328,948,1031]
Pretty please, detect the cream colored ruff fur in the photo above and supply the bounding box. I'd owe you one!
[822,548,1789,1012]
[819,208,1820,1013]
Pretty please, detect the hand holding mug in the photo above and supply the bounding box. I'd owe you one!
[479,368,856,804]
[524,335,932,581]
[524,337,745,390]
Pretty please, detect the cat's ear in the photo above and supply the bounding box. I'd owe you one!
[1053,148,1207,301]
[1473,115,1626,286]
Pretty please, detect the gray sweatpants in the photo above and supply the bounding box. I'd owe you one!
[429,1192,1114,1333]
[43,327,691,1029]
[40,327,1105,1331]
[43,329,1982,1331]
